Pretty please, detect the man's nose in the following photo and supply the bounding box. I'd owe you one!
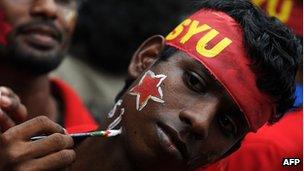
[30,0,57,20]
[179,100,219,140]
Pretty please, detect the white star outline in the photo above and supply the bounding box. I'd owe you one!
[129,70,167,111]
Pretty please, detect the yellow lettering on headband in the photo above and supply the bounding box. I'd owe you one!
[180,20,211,44]
[196,29,232,58]
[166,19,192,40]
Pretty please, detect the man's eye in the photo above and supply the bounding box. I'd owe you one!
[218,114,237,138]
[184,71,207,93]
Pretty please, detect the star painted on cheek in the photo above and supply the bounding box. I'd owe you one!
[129,70,167,111]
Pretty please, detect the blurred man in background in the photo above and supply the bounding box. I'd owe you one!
[0,0,97,132]
[0,0,97,169]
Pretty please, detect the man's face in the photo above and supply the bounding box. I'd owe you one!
[0,0,78,74]
[119,51,249,170]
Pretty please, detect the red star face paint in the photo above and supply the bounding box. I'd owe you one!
[0,10,12,46]
[129,70,167,111]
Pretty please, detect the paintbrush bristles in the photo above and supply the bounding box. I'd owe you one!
[105,129,122,137]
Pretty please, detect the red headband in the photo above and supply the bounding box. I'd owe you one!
[165,9,275,131]
[0,10,12,46]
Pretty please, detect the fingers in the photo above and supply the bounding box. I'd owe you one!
[4,116,64,140]
[0,86,27,123]
[0,133,74,164]
[0,117,74,171]
[14,149,76,171]
[29,133,74,158]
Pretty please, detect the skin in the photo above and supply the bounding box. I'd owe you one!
[0,86,27,132]
[0,0,79,170]
[0,0,77,122]
[71,36,250,171]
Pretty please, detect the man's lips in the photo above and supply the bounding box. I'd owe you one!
[19,25,61,49]
[157,122,189,160]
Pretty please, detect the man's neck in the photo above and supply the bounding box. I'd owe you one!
[0,64,58,121]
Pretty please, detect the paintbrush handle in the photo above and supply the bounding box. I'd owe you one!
[30,133,92,141]
[30,129,121,141]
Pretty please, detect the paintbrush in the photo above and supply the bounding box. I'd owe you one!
[30,129,122,141]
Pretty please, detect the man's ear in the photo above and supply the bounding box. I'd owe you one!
[128,35,165,79]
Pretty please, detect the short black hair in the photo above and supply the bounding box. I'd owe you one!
[117,0,302,124]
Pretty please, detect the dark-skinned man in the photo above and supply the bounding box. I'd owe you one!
[0,0,97,170]
[0,0,97,132]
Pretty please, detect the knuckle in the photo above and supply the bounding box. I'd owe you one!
[65,135,74,148]
[5,87,12,93]
[0,133,12,145]
[0,86,12,94]
[34,116,50,124]
[50,133,66,148]
[34,116,52,128]
[34,116,63,133]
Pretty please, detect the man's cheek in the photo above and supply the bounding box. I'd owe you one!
[128,70,167,111]
[0,10,12,46]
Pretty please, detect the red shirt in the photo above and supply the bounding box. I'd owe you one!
[51,78,98,133]
[198,109,303,171]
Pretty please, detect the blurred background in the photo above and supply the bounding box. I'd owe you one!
[51,0,302,122]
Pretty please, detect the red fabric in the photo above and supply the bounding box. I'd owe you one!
[51,78,98,133]
[253,0,303,36]
[165,10,274,131]
[198,109,303,171]
[0,9,12,46]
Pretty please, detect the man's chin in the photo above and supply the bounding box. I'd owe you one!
[6,42,65,75]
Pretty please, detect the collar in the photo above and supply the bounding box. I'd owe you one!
[50,77,98,133]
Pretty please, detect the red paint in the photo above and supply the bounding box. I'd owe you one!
[105,130,110,137]
[0,10,12,46]
[129,71,166,111]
